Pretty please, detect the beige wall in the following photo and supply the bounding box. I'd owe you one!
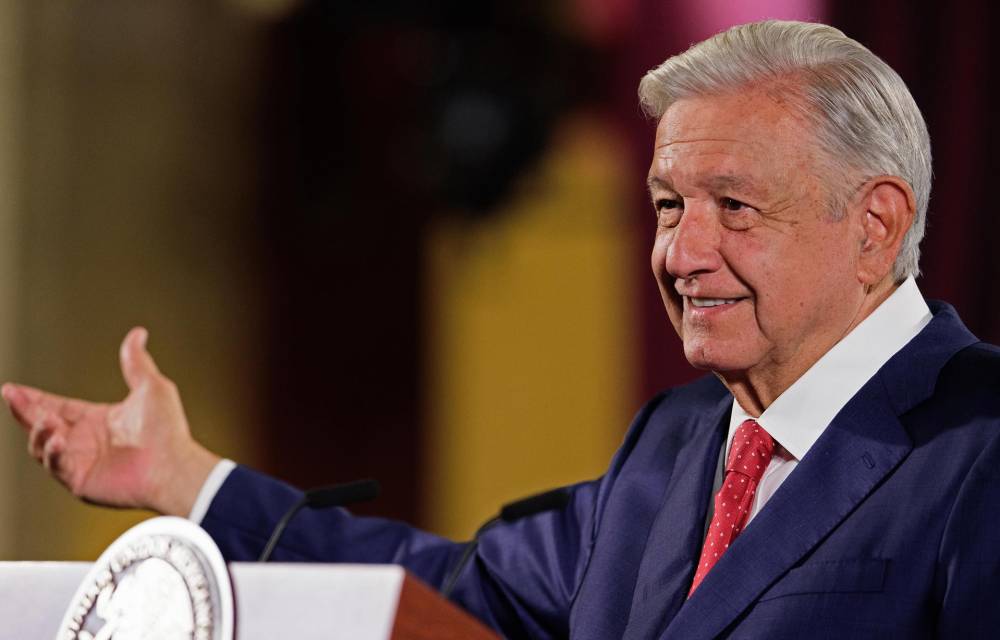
[0,0,25,558]
[6,1,266,560]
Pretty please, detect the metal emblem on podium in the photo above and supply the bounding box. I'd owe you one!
[55,516,234,640]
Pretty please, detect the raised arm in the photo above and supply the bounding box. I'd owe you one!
[2,327,219,515]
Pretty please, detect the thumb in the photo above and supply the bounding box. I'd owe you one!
[119,327,161,391]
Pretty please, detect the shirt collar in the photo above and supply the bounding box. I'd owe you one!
[728,277,932,461]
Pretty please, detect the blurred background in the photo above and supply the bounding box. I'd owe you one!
[0,0,996,559]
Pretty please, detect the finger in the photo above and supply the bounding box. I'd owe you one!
[28,413,62,460]
[42,432,65,475]
[1,384,30,429]
[119,327,161,391]
[3,384,66,431]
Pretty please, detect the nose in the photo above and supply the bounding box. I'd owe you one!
[662,204,723,280]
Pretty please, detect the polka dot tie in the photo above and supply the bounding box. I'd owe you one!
[688,419,775,597]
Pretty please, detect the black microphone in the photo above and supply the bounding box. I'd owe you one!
[441,486,571,599]
[258,478,380,562]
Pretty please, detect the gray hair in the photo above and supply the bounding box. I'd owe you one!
[638,20,931,281]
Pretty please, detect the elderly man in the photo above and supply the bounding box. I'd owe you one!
[5,20,999,639]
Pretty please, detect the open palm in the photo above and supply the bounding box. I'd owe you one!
[2,328,219,515]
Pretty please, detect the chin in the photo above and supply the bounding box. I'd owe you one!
[682,340,752,374]
[682,342,719,371]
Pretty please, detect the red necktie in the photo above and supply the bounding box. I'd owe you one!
[688,419,775,596]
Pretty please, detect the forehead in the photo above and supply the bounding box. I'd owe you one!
[649,90,816,192]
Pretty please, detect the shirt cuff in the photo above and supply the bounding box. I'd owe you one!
[188,458,237,524]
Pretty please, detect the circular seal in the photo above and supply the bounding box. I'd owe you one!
[55,516,235,640]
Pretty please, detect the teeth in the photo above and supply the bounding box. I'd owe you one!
[690,298,739,308]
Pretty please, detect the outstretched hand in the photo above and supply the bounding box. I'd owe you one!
[1,327,220,516]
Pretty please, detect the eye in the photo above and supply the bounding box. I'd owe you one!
[720,197,749,211]
[654,198,683,227]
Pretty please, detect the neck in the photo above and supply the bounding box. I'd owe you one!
[718,278,899,417]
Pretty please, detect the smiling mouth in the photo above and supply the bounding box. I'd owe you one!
[688,297,744,308]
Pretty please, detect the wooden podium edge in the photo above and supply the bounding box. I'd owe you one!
[390,572,500,640]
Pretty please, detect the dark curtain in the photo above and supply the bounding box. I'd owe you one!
[830,1,1000,345]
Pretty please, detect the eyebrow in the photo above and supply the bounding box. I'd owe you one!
[646,174,761,197]
[701,175,751,192]
[646,175,673,195]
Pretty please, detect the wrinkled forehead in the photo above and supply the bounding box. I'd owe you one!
[656,90,815,149]
[649,91,821,192]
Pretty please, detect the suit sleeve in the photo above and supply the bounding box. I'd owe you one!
[200,465,601,639]
[198,393,667,638]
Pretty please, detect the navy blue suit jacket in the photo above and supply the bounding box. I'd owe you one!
[202,302,1000,638]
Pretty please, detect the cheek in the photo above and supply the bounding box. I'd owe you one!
[717,231,768,289]
[794,225,861,293]
[721,234,813,328]
[749,240,856,336]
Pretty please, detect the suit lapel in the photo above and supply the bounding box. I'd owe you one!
[620,393,730,640]
[661,377,912,639]
[658,302,978,639]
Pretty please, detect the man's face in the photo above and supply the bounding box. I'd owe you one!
[649,89,868,386]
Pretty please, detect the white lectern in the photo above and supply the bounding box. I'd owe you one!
[0,561,499,639]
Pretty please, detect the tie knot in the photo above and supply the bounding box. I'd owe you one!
[726,419,775,479]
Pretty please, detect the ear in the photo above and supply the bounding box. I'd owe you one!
[855,176,916,285]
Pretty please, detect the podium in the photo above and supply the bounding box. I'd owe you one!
[0,562,500,639]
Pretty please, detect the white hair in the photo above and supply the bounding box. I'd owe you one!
[638,20,931,281]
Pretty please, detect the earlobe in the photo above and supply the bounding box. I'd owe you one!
[857,177,916,285]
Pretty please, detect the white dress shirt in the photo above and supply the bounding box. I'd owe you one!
[727,276,931,524]
[190,278,932,524]
[189,458,237,523]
